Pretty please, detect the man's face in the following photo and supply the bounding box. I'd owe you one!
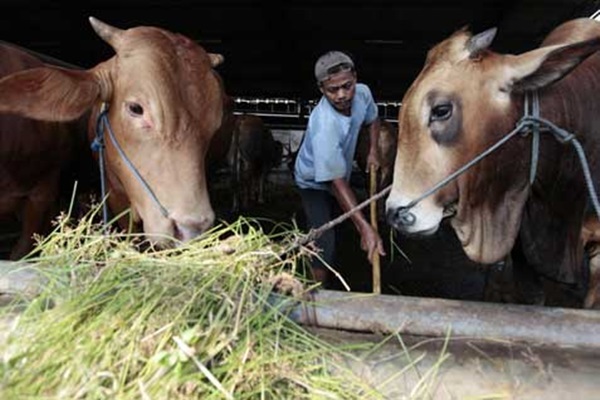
[319,70,356,114]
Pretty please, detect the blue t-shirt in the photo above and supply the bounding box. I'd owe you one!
[294,83,378,191]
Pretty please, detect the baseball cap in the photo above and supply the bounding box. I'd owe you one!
[314,51,355,83]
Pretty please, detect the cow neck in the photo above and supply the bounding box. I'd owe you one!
[91,103,170,226]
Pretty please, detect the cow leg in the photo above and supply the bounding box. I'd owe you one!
[10,177,59,260]
[584,247,600,308]
[258,169,267,205]
[483,257,518,303]
[580,217,600,308]
[229,130,241,215]
[240,172,250,210]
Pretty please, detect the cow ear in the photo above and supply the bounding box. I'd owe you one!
[467,27,497,59]
[208,53,224,67]
[509,37,600,92]
[0,66,100,121]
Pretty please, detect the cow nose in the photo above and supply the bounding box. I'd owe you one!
[386,206,416,229]
[174,216,214,242]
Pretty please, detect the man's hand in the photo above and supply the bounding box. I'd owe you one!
[366,148,381,172]
[331,178,386,264]
[360,224,386,264]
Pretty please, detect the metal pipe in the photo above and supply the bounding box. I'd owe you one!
[285,290,600,350]
[0,261,46,299]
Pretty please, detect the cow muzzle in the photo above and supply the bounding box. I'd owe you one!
[173,213,215,243]
[385,197,444,236]
[386,206,417,228]
[141,208,215,248]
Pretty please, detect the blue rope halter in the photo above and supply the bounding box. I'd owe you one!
[91,103,170,226]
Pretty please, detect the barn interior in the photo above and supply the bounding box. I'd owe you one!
[4,3,600,397]
[3,0,600,304]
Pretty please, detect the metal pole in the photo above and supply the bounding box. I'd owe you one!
[286,290,600,350]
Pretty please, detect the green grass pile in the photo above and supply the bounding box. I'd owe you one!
[0,212,383,399]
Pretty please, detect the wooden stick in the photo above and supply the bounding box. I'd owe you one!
[369,165,381,294]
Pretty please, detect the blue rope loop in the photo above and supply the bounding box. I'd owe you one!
[90,137,104,152]
[518,113,600,220]
[520,115,576,143]
[93,106,170,220]
[91,107,110,227]
[91,109,108,152]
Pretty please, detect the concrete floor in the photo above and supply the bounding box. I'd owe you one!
[313,327,600,399]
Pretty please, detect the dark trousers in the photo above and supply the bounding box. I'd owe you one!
[298,188,337,275]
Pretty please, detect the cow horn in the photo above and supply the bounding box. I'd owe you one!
[209,53,225,67]
[89,16,123,48]
[467,27,497,58]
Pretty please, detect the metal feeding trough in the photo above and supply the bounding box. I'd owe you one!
[2,260,600,350]
[278,289,600,350]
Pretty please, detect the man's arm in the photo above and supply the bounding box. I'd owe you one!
[331,178,385,263]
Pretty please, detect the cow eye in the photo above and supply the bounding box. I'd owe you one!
[127,102,144,116]
[430,104,452,122]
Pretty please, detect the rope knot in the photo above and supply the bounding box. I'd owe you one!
[517,117,539,136]
[90,137,104,152]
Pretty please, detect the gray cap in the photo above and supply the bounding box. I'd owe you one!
[314,51,355,83]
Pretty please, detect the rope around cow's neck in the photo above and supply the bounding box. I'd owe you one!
[284,91,600,258]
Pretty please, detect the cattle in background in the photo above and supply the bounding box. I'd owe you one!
[580,216,600,308]
[0,17,225,249]
[230,114,283,212]
[0,43,90,259]
[354,118,397,223]
[355,118,398,192]
[386,18,600,308]
[207,95,236,177]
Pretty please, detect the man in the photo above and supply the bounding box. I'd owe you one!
[294,50,386,285]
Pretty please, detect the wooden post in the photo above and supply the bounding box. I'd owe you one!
[369,165,381,294]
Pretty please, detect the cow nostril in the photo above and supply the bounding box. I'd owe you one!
[174,217,213,242]
[398,207,416,226]
[387,206,417,228]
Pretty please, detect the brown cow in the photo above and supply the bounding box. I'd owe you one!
[386,18,600,308]
[355,118,398,192]
[230,114,283,212]
[0,43,89,260]
[354,118,397,223]
[207,95,236,176]
[0,17,225,249]
[581,216,600,308]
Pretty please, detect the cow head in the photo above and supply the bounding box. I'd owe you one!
[0,17,226,247]
[386,23,600,264]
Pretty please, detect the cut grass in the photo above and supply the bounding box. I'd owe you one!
[0,212,383,399]
[0,206,457,399]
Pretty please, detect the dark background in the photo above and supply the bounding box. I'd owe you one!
[3,0,599,102]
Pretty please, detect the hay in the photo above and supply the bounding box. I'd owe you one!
[0,211,384,399]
